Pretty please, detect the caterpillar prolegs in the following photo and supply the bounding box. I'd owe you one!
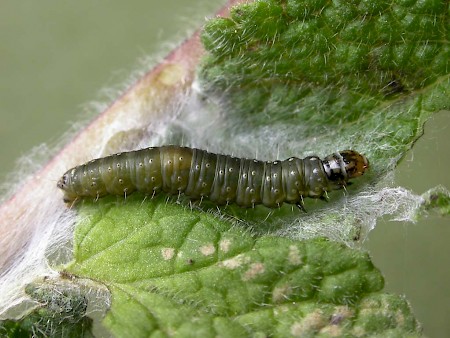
[57,145,369,210]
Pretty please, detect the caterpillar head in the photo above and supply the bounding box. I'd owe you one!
[339,150,369,178]
[323,150,369,188]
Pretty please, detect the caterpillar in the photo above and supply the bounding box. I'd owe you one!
[57,145,369,210]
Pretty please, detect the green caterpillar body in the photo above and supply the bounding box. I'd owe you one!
[57,145,369,209]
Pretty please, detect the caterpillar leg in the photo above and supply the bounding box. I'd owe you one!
[140,195,148,206]
[320,192,330,202]
[296,201,307,213]
[67,198,79,209]
[342,185,348,195]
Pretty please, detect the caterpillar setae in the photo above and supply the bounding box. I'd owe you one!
[57,145,369,210]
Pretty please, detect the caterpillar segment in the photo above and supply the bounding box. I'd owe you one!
[57,145,369,210]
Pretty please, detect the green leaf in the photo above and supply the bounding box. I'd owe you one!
[13,0,447,335]
[197,0,449,232]
[419,185,450,216]
[60,194,420,337]
[0,281,94,338]
[200,0,449,176]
